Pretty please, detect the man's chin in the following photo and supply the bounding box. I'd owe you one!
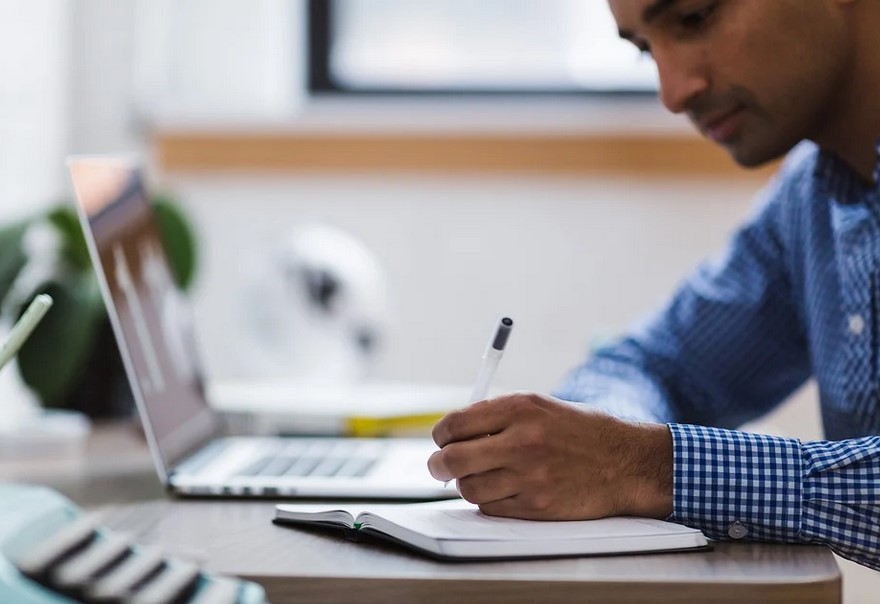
[723,139,793,169]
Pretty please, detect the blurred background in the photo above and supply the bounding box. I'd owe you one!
[1,0,743,392]
[0,1,875,598]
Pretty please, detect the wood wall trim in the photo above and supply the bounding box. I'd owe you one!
[154,131,779,179]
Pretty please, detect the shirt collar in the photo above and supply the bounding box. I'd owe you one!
[814,139,880,204]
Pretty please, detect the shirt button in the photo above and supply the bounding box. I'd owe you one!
[848,314,866,335]
[728,521,748,539]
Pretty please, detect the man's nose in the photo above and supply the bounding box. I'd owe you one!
[655,51,709,114]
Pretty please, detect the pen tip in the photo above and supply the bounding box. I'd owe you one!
[492,317,514,350]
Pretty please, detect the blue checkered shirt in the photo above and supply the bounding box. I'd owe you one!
[555,141,880,570]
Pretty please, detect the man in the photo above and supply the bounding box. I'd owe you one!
[428,0,880,570]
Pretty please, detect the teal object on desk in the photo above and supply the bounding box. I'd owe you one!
[0,484,80,603]
[0,484,268,603]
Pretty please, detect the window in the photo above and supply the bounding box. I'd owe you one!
[309,0,658,95]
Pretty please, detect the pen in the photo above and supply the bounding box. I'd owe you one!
[468,316,514,404]
[0,294,54,372]
[444,316,513,488]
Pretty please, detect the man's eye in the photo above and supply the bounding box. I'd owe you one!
[680,2,718,30]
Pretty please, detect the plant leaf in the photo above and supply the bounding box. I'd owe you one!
[46,205,93,272]
[16,274,105,408]
[0,221,30,300]
[152,194,198,291]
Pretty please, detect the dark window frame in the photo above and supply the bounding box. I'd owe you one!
[307,0,656,98]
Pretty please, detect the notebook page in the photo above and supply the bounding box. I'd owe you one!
[362,502,700,542]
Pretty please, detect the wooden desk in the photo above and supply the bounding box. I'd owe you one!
[0,422,842,603]
[0,420,165,506]
[100,499,840,604]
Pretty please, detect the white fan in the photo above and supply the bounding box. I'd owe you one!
[238,224,388,384]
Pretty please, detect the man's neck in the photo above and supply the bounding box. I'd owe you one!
[810,5,880,183]
[816,98,880,184]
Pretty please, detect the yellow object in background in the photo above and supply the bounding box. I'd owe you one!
[208,381,480,437]
[345,412,446,438]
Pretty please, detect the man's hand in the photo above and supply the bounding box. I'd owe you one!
[428,392,673,521]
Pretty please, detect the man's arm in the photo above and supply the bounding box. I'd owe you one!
[670,424,880,571]
[555,168,812,427]
[428,397,880,570]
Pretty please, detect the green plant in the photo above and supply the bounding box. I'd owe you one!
[0,196,197,415]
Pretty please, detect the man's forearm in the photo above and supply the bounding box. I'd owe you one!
[616,421,674,519]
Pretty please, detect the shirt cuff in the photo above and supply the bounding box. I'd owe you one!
[667,423,803,542]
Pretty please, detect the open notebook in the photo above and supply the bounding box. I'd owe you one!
[274,499,708,560]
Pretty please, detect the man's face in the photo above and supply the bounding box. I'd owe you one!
[608,0,852,167]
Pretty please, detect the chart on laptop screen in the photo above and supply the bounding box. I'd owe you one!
[69,158,217,468]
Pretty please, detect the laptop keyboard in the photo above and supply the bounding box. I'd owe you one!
[234,440,382,479]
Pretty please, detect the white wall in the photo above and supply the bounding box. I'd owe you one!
[68,0,141,154]
[0,0,71,220]
[130,0,304,124]
[177,173,754,387]
[67,0,304,155]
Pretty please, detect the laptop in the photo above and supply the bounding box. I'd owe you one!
[68,156,456,500]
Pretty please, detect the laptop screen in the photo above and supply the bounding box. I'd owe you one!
[68,157,219,478]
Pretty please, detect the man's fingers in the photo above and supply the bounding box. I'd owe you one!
[476,495,539,519]
[477,493,569,520]
[427,433,508,481]
[432,396,525,447]
[456,468,520,505]
[426,449,451,481]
